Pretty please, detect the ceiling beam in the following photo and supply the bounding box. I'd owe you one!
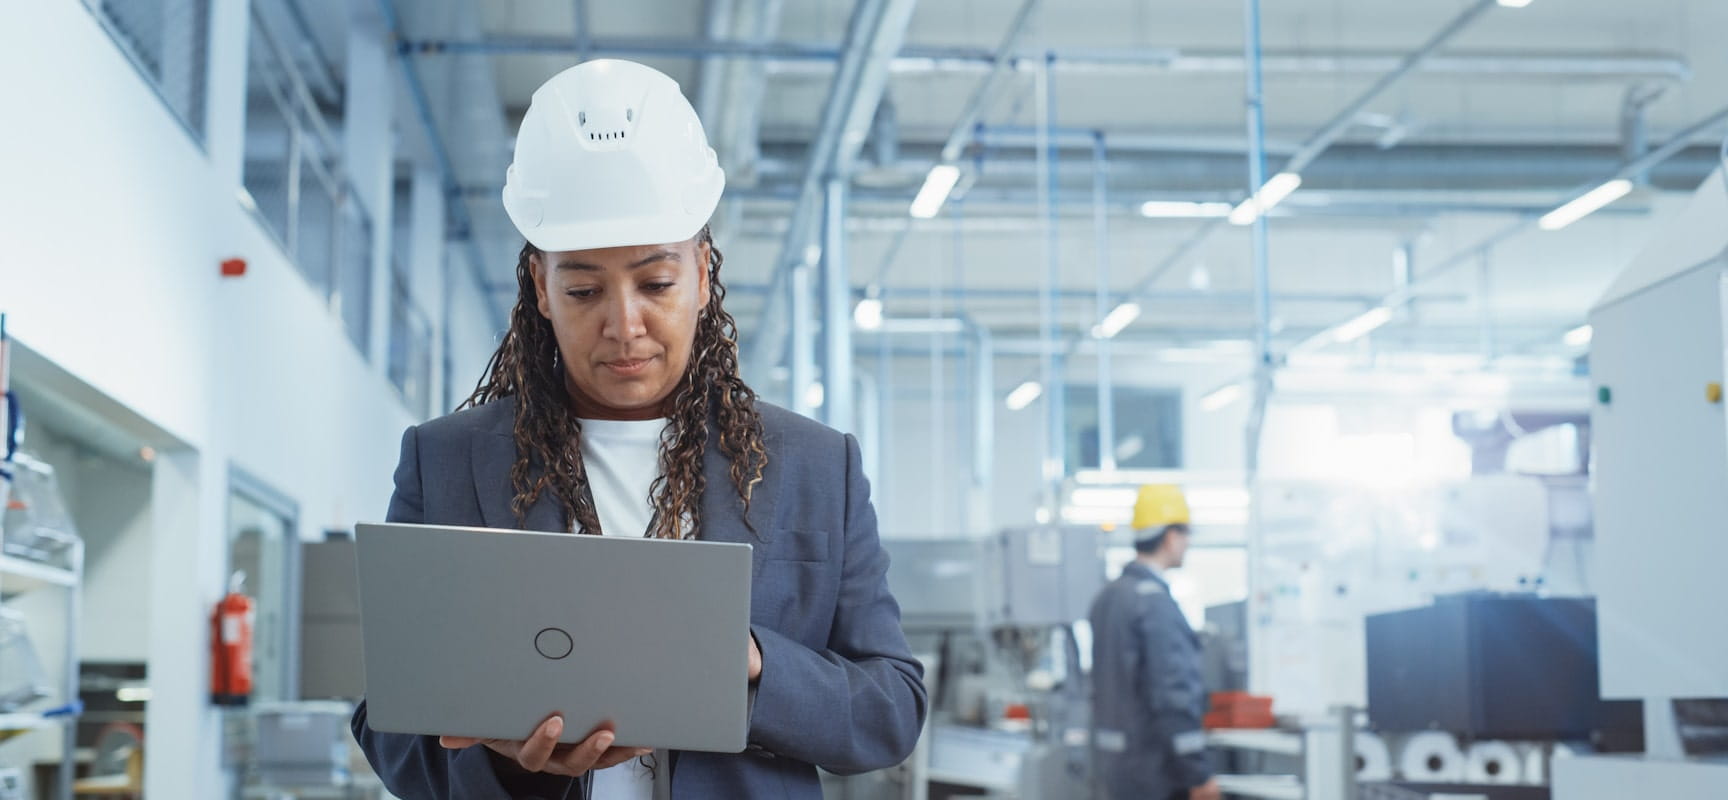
[742,0,920,376]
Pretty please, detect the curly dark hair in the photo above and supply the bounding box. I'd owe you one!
[459,225,767,538]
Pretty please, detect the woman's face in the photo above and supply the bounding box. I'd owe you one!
[530,238,711,421]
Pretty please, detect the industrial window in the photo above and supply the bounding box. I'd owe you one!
[240,1,373,356]
[1064,385,1183,470]
[84,0,211,142]
[387,262,434,420]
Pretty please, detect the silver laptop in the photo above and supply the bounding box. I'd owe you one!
[354,521,753,752]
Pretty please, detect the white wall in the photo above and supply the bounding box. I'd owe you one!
[0,2,502,794]
[72,452,156,663]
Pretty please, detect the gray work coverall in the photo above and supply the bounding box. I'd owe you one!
[1089,561,1212,800]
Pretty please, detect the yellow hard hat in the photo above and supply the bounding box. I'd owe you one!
[1132,484,1190,531]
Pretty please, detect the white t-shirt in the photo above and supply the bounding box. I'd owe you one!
[575,417,667,800]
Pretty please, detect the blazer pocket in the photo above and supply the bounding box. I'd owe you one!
[763,529,830,563]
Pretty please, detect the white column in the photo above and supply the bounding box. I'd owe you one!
[144,447,229,797]
[203,0,251,209]
[407,166,448,413]
[344,9,395,371]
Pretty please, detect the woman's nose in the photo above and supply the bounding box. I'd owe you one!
[602,291,647,340]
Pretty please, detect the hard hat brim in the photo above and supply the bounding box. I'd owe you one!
[517,213,711,254]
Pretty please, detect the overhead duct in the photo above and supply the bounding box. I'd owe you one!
[403,36,1692,84]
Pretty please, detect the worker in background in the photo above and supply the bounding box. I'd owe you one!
[1089,484,1219,800]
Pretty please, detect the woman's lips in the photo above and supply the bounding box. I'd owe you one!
[603,358,653,376]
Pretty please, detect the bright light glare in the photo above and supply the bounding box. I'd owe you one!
[1139,201,1233,218]
[909,164,962,219]
[1228,172,1302,225]
[803,382,825,409]
[1496,0,1532,7]
[1563,324,1593,347]
[1200,383,1244,412]
[1332,306,1394,343]
[1091,302,1143,339]
[1539,179,1632,231]
[853,297,884,330]
[1069,487,1140,508]
[1006,380,1043,410]
[1186,487,1251,509]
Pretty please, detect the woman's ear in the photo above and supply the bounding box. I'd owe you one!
[528,251,552,320]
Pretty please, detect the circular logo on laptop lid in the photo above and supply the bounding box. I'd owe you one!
[534,627,573,660]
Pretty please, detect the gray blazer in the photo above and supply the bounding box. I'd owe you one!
[351,397,927,798]
[1087,562,1212,800]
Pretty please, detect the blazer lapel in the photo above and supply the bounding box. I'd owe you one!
[473,398,567,533]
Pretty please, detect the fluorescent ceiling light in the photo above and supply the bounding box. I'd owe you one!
[1539,179,1632,231]
[1229,171,1302,225]
[1006,380,1043,411]
[1332,306,1394,344]
[853,297,884,330]
[1139,201,1233,218]
[1091,302,1143,339]
[1200,383,1244,412]
[909,164,962,219]
[1188,263,1212,291]
[877,318,966,335]
[1563,324,1593,347]
[1496,0,1532,7]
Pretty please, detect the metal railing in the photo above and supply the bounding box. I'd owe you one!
[240,1,373,356]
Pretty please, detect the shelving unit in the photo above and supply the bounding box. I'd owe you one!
[0,456,85,800]
[0,714,63,733]
[0,555,77,594]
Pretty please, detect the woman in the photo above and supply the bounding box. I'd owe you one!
[351,60,927,798]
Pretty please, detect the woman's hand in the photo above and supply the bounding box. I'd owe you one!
[748,632,762,683]
[438,715,650,777]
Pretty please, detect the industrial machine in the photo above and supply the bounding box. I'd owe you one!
[871,526,1109,800]
[1230,408,1606,798]
[1551,167,1728,796]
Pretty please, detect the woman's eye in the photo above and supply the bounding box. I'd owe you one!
[645,282,675,293]
[566,288,599,299]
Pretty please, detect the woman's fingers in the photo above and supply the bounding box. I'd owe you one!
[543,728,615,776]
[444,718,648,779]
[514,715,565,772]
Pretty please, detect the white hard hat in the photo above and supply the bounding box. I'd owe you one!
[502,59,725,252]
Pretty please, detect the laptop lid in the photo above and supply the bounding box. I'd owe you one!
[354,521,753,752]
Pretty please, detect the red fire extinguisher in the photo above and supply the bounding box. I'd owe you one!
[211,572,255,706]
